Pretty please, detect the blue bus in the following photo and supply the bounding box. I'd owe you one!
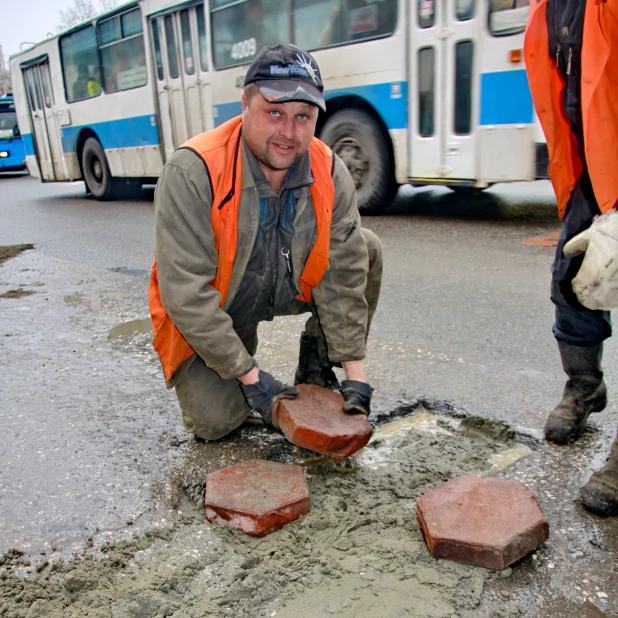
[0,95,26,172]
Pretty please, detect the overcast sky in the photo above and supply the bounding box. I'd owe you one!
[0,0,78,60]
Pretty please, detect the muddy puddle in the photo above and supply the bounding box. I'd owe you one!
[1,408,562,618]
[108,318,153,340]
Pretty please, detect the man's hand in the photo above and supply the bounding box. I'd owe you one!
[239,370,299,428]
[341,380,373,417]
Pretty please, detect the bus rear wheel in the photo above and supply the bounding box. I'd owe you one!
[320,109,396,216]
[82,137,141,200]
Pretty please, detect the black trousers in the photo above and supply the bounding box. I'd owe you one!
[551,172,612,346]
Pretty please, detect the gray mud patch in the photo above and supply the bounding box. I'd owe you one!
[0,288,35,299]
[0,413,535,618]
[0,244,34,265]
[0,245,37,299]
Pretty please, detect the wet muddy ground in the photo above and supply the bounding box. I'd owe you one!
[0,230,617,618]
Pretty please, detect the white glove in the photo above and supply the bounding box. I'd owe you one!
[563,209,618,310]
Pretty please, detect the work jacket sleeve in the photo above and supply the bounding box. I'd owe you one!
[312,155,369,362]
[154,149,258,380]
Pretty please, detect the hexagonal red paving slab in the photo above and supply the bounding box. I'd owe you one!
[205,459,310,536]
[276,384,373,460]
[417,475,549,570]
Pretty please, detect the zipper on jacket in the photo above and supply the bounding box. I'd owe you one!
[555,43,561,68]
[566,46,572,75]
[281,247,292,276]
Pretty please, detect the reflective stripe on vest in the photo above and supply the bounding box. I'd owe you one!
[149,116,335,383]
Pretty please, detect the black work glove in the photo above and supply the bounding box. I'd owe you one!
[341,380,374,417]
[240,370,299,428]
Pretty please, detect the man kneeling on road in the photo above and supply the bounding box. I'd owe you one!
[149,44,382,439]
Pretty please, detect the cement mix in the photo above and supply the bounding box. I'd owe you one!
[1,415,525,618]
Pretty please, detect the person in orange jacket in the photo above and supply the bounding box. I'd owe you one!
[150,44,382,440]
[525,0,618,515]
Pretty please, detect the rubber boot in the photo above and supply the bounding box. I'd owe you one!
[544,341,607,444]
[294,332,340,390]
[580,430,618,516]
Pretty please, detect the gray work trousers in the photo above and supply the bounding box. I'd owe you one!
[175,228,383,441]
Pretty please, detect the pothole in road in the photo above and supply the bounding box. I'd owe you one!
[2,406,614,618]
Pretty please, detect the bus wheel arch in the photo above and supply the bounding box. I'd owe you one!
[318,97,397,215]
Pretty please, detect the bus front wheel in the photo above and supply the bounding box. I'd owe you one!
[82,138,141,200]
[320,109,396,216]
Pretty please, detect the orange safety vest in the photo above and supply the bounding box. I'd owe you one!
[524,0,618,219]
[149,116,335,383]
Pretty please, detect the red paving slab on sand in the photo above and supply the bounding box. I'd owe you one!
[277,384,374,460]
[204,459,310,536]
[417,475,549,570]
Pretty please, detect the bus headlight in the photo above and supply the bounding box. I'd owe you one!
[0,151,8,158]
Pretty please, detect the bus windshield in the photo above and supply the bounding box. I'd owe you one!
[0,110,19,140]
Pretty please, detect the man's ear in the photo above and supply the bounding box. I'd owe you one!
[241,91,249,115]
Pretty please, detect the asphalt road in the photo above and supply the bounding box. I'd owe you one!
[1,173,614,432]
[1,173,617,616]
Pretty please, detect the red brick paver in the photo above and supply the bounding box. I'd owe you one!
[417,475,549,570]
[205,459,310,536]
[276,384,373,460]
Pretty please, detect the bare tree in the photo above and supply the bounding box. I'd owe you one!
[57,0,118,32]
[98,0,118,11]
[0,46,12,96]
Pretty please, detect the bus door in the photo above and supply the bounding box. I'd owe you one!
[22,61,66,181]
[150,4,213,162]
[409,0,479,182]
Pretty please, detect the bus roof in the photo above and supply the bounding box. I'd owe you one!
[9,0,139,61]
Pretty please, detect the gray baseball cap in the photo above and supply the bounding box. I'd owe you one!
[244,43,326,112]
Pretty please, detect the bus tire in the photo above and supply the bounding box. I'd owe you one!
[82,137,114,200]
[82,137,114,201]
[320,109,396,215]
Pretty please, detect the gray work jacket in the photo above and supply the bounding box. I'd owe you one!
[154,137,369,384]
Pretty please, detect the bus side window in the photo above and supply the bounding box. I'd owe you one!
[210,0,290,69]
[454,40,473,135]
[294,0,398,51]
[488,0,530,36]
[99,9,148,93]
[25,70,41,111]
[456,0,475,21]
[40,64,55,108]
[60,26,101,102]
[180,10,195,76]
[151,21,164,81]
[418,0,435,29]
[164,15,180,79]
[196,5,209,72]
[418,47,435,137]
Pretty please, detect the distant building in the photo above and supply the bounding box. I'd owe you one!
[0,45,12,95]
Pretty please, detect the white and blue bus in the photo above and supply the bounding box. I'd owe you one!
[10,0,540,213]
[0,95,26,172]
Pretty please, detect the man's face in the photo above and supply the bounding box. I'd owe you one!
[242,91,319,172]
